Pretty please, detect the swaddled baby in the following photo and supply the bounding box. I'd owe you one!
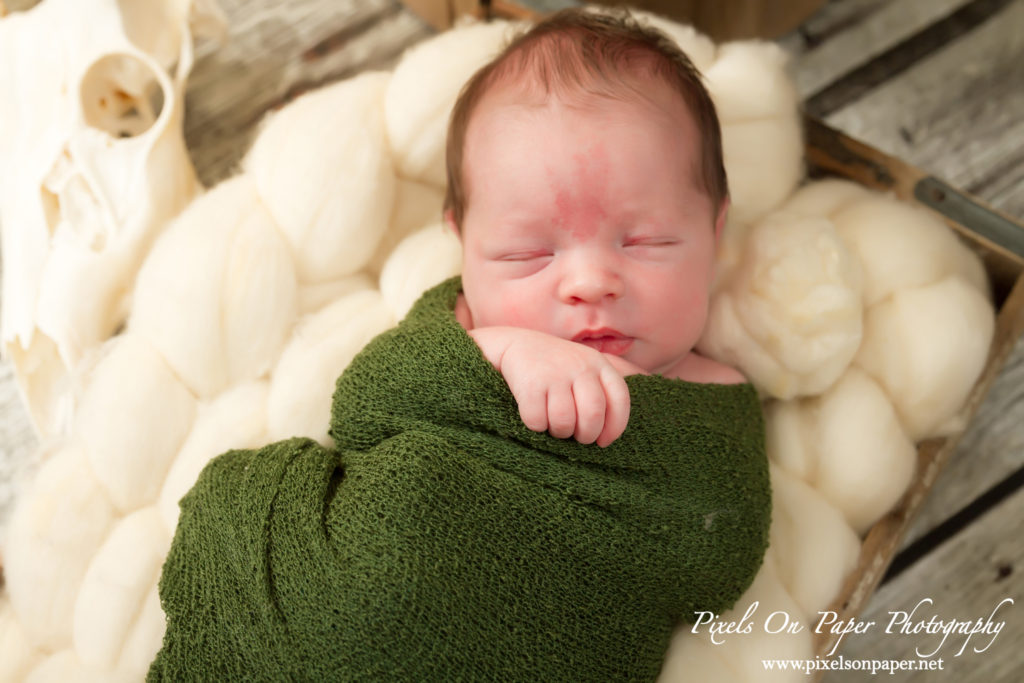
[149,9,770,683]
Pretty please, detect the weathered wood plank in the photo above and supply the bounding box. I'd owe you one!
[822,485,1023,682]
[824,0,1024,218]
[0,361,37,552]
[184,0,434,186]
[788,0,890,46]
[787,0,971,98]
[803,0,1012,116]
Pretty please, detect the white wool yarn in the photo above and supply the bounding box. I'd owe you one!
[72,507,169,669]
[705,43,803,225]
[718,119,805,227]
[384,20,520,187]
[267,289,395,445]
[706,42,799,122]
[379,222,463,321]
[763,400,814,483]
[367,178,446,277]
[24,650,136,683]
[298,274,377,316]
[831,195,990,305]
[247,72,395,283]
[699,210,864,400]
[770,368,917,534]
[131,176,298,398]
[781,178,872,218]
[157,381,270,532]
[76,334,196,513]
[856,276,995,440]
[115,583,166,679]
[785,179,989,302]
[769,464,861,615]
[0,596,42,681]
[4,445,117,650]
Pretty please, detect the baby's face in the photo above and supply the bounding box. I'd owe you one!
[454,83,726,375]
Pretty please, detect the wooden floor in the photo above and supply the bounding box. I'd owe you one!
[1,0,1022,680]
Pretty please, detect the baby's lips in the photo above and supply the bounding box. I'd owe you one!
[572,328,633,355]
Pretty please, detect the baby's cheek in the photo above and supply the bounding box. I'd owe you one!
[680,284,713,336]
[495,295,534,328]
[477,289,548,331]
[657,277,711,331]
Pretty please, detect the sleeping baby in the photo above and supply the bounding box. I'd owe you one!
[149,8,770,682]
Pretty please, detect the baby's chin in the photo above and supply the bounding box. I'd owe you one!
[635,348,697,378]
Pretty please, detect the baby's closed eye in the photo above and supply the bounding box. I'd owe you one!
[495,249,554,262]
[622,235,680,247]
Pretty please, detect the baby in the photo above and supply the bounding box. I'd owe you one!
[150,10,770,682]
[445,7,747,448]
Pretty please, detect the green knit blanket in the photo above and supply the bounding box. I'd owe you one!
[149,277,770,682]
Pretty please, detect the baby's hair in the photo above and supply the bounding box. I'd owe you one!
[443,7,728,230]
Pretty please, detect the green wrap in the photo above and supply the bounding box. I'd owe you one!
[149,277,770,682]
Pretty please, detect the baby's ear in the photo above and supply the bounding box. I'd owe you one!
[714,197,729,243]
[444,209,461,240]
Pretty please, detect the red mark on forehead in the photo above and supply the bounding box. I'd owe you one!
[549,143,610,241]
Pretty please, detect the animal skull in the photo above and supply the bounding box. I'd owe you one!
[0,0,226,439]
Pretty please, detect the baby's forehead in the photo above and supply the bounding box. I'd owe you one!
[462,94,709,213]
[468,70,695,136]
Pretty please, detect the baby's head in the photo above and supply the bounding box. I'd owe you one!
[444,8,729,375]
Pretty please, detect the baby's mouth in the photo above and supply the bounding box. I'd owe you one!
[572,328,633,355]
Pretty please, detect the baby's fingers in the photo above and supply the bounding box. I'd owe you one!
[596,367,630,447]
[571,372,607,445]
[516,385,550,435]
[546,383,576,439]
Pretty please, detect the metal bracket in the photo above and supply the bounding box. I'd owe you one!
[914,177,1024,261]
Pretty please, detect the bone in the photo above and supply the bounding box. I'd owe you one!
[0,0,220,441]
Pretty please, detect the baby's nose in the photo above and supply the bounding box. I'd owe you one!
[557,256,623,304]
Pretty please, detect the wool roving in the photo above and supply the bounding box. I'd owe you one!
[384,20,522,188]
[855,276,994,440]
[704,42,804,226]
[131,175,298,400]
[246,72,395,283]
[767,464,861,615]
[379,222,463,320]
[699,209,864,400]
[765,367,917,535]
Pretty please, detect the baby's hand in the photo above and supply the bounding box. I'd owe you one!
[469,327,633,447]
